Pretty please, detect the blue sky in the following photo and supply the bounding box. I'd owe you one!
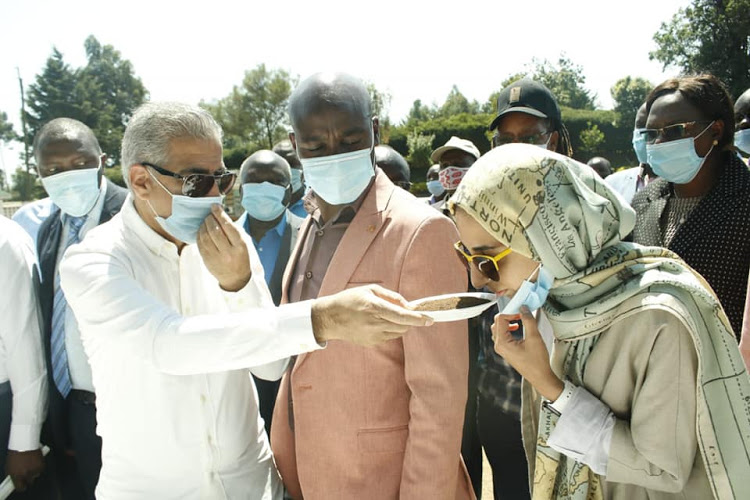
[0,0,690,173]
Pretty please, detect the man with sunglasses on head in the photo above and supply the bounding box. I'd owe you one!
[57,102,433,499]
[34,118,128,500]
[632,74,750,338]
[235,150,304,440]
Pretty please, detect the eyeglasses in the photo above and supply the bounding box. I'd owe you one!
[492,131,551,148]
[141,162,236,198]
[454,241,512,281]
[640,121,712,145]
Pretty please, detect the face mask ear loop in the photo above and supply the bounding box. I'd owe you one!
[145,167,173,218]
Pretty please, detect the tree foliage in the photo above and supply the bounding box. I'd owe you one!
[24,37,147,164]
[203,64,296,156]
[10,168,44,201]
[610,76,653,128]
[405,131,435,169]
[438,86,480,117]
[0,111,16,143]
[578,122,606,159]
[532,56,596,110]
[651,0,750,98]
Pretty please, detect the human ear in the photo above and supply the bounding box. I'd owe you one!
[129,164,153,200]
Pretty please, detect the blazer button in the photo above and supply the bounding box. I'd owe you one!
[316,229,324,237]
[305,271,313,279]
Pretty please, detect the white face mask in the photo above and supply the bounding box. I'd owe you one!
[147,170,223,244]
[299,147,375,205]
[41,161,102,217]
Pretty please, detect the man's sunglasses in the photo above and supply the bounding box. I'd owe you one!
[454,241,512,281]
[492,131,551,149]
[141,162,236,198]
[640,121,712,145]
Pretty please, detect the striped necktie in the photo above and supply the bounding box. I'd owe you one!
[51,215,87,398]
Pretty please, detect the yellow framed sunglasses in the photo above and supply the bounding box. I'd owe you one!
[454,241,512,281]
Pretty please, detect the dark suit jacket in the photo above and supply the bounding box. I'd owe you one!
[37,179,128,450]
[238,210,304,306]
[632,154,750,338]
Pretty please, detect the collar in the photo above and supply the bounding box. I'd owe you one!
[310,174,375,228]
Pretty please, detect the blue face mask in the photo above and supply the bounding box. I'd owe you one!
[427,180,445,197]
[735,129,750,155]
[148,170,223,244]
[646,121,714,184]
[632,128,648,164]
[41,164,101,217]
[290,168,304,193]
[241,181,288,222]
[499,265,553,315]
[299,147,375,205]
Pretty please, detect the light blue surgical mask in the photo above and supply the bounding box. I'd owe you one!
[427,180,445,197]
[290,168,304,193]
[632,128,648,164]
[299,147,374,205]
[148,170,223,244]
[41,164,101,217]
[499,265,553,315]
[241,181,288,222]
[735,129,750,155]
[646,121,714,184]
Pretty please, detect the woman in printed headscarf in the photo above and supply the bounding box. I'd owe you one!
[448,143,750,500]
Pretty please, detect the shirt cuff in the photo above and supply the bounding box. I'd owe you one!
[277,300,325,352]
[8,423,41,452]
[546,386,615,475]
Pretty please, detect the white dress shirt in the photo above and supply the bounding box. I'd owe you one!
[59,196,322,499]
[0,216,47,451]
[57,178,107,393]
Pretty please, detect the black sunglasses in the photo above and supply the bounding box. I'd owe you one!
[141,162,236,198]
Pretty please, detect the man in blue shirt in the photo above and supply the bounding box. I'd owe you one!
[272,140,308,218]
[236,150,304,438]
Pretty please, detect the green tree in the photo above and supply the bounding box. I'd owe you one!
[406,131,435,169]
[402,99,437,128]
[438,85,480,117]
[610,76,653,128]
[205,64,297,152]
[579,121,606,158]
[533,56,596,110]
[651,0,750,98]
[0,111,16,143]
[10,167,44,201]
[24,38,147,164]
[24,48,81,137]
[77,36,148,163]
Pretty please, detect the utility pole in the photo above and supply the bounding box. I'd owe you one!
[16,67,30,175]
[17,67,31,201]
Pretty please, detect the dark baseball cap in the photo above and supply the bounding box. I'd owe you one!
[489,78,562,131]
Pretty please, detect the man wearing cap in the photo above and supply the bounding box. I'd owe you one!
[431,136,480,210]
[489,77,573,157]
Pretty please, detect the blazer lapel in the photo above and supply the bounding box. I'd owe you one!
[281,216,314,306]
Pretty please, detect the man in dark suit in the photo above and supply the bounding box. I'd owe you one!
[34,118,127,500]
[235,150,303,437]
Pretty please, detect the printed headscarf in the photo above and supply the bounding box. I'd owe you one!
[449,143,750,500]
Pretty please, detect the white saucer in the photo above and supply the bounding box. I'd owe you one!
[409,292,497,322]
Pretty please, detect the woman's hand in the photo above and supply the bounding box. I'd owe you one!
[492,306,564,401]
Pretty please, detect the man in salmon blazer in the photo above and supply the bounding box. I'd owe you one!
[270,72,474,500]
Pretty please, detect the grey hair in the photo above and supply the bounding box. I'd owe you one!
[121,101,223,187]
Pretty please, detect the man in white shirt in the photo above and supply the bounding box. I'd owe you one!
[34,118,128,500]
[59,102,432,499]
[0,216,50,496]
